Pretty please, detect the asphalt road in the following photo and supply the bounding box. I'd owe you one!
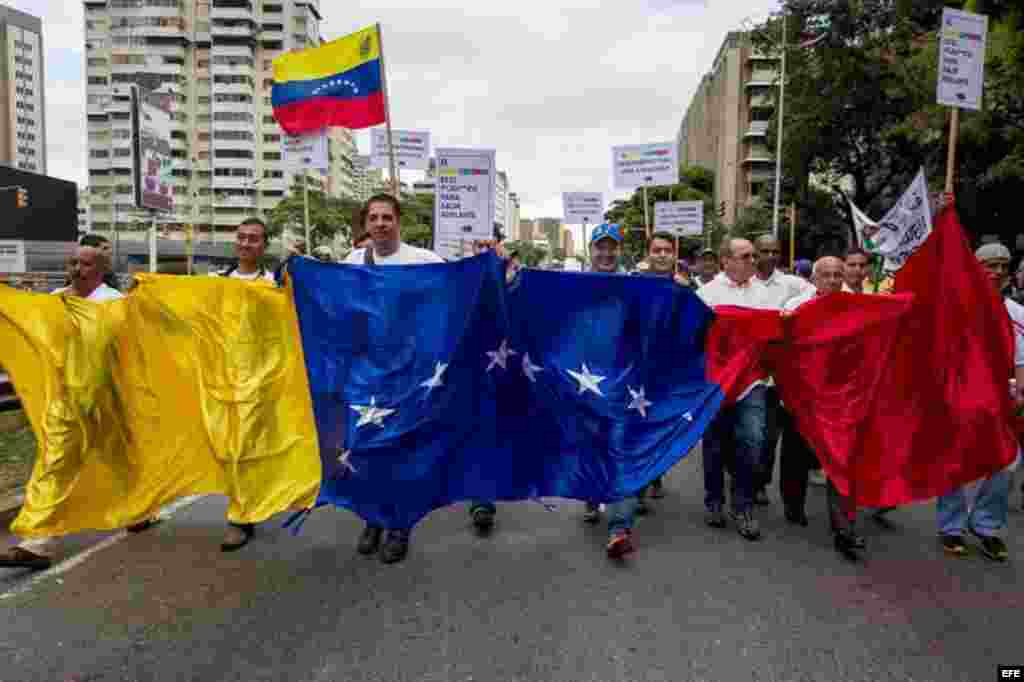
[1,450,1023,682]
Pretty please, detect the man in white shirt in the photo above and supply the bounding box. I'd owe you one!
[0,245,160,571]
[214,217,276,283]
[343,194,443,565]
[753,235,815,505]
[343,194,443,267]
[697,238,775,541]
[214,218,276,554]
[937,242,1022,562]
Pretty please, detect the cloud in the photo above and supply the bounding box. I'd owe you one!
[21,0,782,221]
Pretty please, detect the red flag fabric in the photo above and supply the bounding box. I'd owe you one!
[705,306,783,404]
[769,293,915,503]
[849,206,1017,506]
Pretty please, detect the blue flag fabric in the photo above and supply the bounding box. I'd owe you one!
[288,254,723,530]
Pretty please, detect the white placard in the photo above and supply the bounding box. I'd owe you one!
[0,240,26,274]
[654,201,703,236]
[370,129,431,170]
[611,142,679,189]
[562,192,604,225]
[283,129,329,170]
[937,8,988,111]
[434,148,497,260]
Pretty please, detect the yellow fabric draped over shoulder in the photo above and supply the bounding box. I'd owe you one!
[0,276,320,539]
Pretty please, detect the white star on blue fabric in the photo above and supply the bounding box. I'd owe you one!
[486,339,518,372]
[420,362,448,392]
[682,411,694,423]
[522,353,543,383]
[336,448,357,475]
[311,78,360,97]
[350,396,396,428]
[567,364,606,397]
[626,386,653,418]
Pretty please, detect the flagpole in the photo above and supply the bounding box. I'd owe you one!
[376,23,400,197]
[302,169,311,248]
[772,11,787,238]
[789,203,796,269]
[945,108,960,194]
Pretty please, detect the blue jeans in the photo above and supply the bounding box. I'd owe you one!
[607,497,638,534]
[937,467,1011,538]
[702,385,767,514]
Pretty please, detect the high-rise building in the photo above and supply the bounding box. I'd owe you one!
[0,5,45,174]
[494,170,508,236]
[677,31,778,226]
[506,192,520,241]
[351,154,383,202]
[83,0,355,243]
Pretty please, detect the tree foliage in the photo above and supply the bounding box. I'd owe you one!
[752,0,1024,250]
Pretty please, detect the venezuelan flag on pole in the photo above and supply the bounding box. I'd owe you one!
[272,25,386,135]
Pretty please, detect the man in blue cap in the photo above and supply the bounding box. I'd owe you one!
[576,223,643,558]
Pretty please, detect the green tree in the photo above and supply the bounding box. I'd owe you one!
[265,179,360,246]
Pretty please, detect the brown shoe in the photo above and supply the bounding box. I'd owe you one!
[126,517,162,533]
[220,523,254,552]
[0,546,52,570]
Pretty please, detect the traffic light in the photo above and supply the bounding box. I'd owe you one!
[15,187,28,209]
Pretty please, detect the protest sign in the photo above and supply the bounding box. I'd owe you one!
[937,8,988,111]
[562,192,604,225]
[370,129,431,170]
[611,142,679,189]
[434,148,496,260]
[654,201,703,236]
[851,168,933,274]
[282,129,329,170]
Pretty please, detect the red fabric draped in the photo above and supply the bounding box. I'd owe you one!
[705,306,782,404]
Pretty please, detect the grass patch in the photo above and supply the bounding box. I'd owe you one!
[0,412,36,494]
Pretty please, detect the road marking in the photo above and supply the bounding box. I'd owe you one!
[0,495,203,600]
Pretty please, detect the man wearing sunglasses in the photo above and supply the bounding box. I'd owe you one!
[697,238,776,542]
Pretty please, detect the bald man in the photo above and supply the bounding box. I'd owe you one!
[779,256,863,560]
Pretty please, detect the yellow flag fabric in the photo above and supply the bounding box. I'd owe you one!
[0,275,320,539]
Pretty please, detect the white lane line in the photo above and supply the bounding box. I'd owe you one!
[0,494,203,600]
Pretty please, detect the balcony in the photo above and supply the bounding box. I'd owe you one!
[746,70,778,87]
[744,121,771,138]
[748,91,776,108]
[211,21,256,38]
[211,43,255,57]
[212,81,254,96]
[210,6,255,21]
[88,156,112,171]
[260,27,284,41]
[743,143,774,164]
[209,175,257,189]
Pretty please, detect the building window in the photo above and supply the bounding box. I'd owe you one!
[263,134,280,143]
[263,152,281,161]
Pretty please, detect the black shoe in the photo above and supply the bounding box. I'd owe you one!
[784,508,809,527]
[126,517,162,533]
[0,546,52,571]
[754,489,771,506]
[834,530,860,561]
[848,530,866,549]
[941,534,969,557]
[704,508,727,529]
[357,525,383,555]
[970,529,1009,562]
[732,510,761,541]
[871,507,897,529]
[379,529,410,564]
[220,522,254,553]
[582,503,601,524]
[471,506,495,532]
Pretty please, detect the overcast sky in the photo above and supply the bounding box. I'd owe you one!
[17,0,780,224]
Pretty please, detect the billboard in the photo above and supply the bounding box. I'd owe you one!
[132,86,174,212]
[0,166,78,242]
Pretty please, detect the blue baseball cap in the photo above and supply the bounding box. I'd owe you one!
[590,223,623,245]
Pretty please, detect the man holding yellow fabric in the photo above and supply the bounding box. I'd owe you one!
[0,244,158,571]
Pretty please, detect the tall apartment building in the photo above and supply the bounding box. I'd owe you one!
[494,170,508,235]
[506,191,520,241]
[351,154,383,202]
[677,31,778,226]
[83,0,355,242]
[0,5,45,174]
